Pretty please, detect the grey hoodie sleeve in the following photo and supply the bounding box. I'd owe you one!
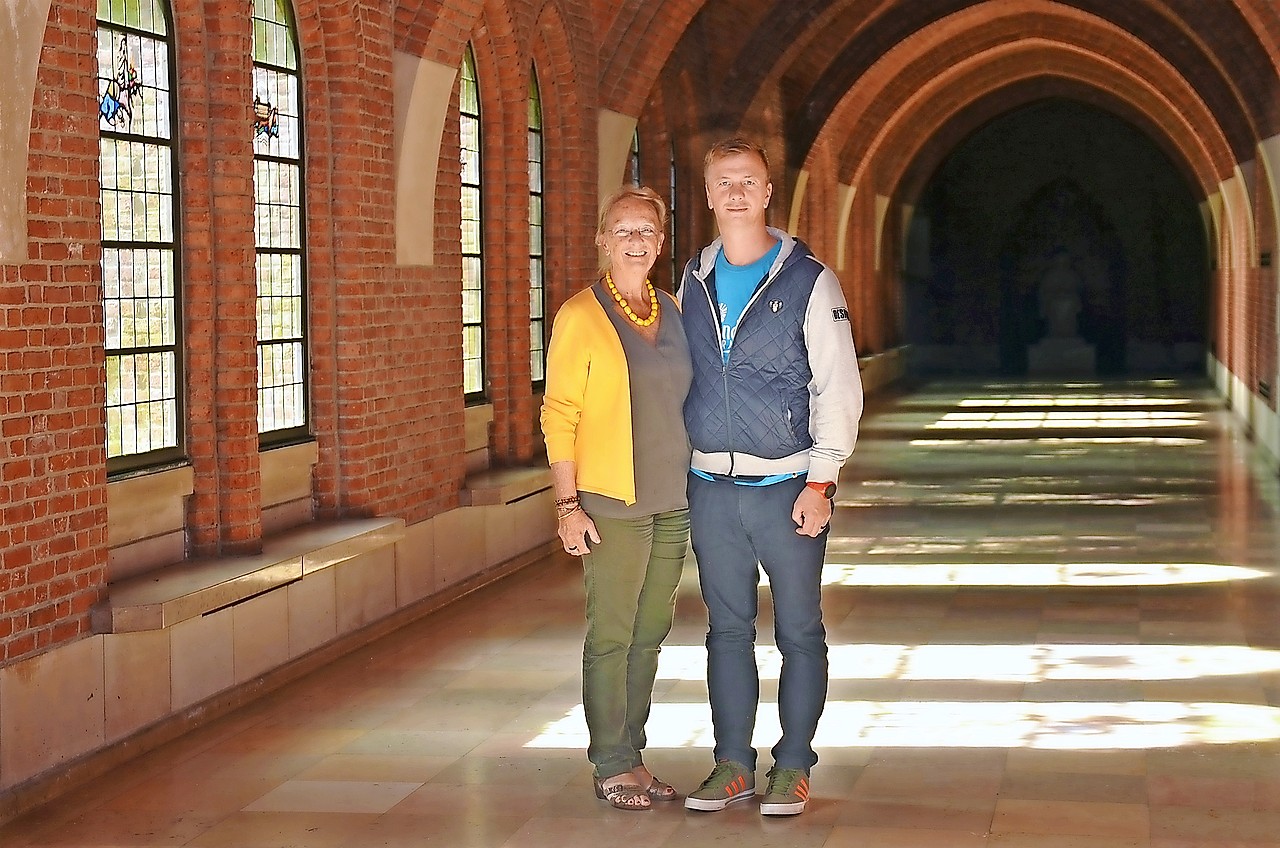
[802,259,864,482]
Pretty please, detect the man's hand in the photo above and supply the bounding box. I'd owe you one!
[792,485,832,537]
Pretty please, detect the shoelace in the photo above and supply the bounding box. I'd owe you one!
[767,769,805,795]
[699,762,743,790]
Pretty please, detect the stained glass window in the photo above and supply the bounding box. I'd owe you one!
[460,45,485,400]
[670,139,679,291]
[97,0,182,471]
[252,0,308,439]
[528,67,545,388]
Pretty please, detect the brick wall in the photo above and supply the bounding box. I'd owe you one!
[1,0,107,664]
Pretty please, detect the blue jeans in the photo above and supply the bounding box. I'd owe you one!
[581,509,690,779]
[688,473,828,772]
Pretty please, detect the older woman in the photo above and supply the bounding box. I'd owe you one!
[540,186,692,812]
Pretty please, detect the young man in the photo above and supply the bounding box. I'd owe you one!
[678,138,863,816]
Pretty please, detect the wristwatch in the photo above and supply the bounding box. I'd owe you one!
[805,480,836,499]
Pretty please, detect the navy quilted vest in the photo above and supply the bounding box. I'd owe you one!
[681,244,822,462]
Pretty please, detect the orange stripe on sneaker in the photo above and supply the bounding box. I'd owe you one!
[796,779,809,799]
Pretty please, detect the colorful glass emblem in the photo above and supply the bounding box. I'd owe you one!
[99,38,142,127]
[253,95,280,139]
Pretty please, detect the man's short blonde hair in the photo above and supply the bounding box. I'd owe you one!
[703,137,771,180]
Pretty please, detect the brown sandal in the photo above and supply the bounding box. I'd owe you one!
[642,774,679,802]
[594,776,653,811]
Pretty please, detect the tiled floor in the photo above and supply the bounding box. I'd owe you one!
[4,377,1280,847]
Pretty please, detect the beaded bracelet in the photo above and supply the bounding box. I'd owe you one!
[554,495,580,507]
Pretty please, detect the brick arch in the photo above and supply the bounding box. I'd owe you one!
[815,20,1235,199]
[893,81,1208,212]
[779,0,1264,168]
[806,40,1237,356]
[392,0,482,63]
[827,44,1232,265]
[597,0,705,116]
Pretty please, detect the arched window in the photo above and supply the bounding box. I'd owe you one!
[629,129,641,187]
[460,45,485,400]
[528,66,545,388]
[670,139,679,290]
[97,0,182,472]
[252,0,308,440]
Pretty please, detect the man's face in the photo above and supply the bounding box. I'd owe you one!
[705,151,773,225]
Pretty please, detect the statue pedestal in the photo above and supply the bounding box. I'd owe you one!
[1028,337,1096,375]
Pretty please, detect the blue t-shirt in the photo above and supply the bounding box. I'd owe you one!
[714,240,782,363]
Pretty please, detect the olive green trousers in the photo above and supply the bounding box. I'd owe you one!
[581,509,689,779]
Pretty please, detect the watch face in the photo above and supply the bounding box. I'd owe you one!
[809,480,836,498]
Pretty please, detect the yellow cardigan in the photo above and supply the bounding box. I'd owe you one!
[540,286,637,505]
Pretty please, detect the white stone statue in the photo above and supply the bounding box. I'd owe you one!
[1038,253,1082,339]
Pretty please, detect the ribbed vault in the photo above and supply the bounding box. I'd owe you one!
[644,0,1280,203]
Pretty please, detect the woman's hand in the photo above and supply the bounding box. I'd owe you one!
[558,507,601,556]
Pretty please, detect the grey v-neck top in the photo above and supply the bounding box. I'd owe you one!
[578,282,692,519]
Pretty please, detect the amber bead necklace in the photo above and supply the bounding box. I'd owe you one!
[605,273,659,327]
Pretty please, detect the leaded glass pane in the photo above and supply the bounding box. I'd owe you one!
[252,0,297,68]
[105,350,178,457]
[98,0,167,35]
[98,27,171,137]
[257,341,305,431]
[528,75,542,128]
[530,323,545,383]
[461,49,479,115]
[254,159,302,247]
[528,145,542,193]
[252,66,301,158]
[529,223,543,257]
[530,260,544,319]
[629,130,640,186]
[256,254,303,341]
[460,117,481,184]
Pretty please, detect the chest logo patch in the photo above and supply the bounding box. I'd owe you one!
[832,307,850,322]
[769,299,784,313]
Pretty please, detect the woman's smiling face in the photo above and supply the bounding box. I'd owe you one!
[596,196,664,275]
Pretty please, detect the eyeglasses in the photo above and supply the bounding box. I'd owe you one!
[609,226,659,240]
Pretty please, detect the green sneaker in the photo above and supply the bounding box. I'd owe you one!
[759,767,810,816]
[684,760,755,811]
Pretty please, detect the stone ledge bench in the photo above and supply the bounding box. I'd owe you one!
[95,517,406,633]
[461,465,552,506]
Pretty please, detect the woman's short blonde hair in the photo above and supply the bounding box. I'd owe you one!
[596,186,668,273]
[597,185,668,237]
